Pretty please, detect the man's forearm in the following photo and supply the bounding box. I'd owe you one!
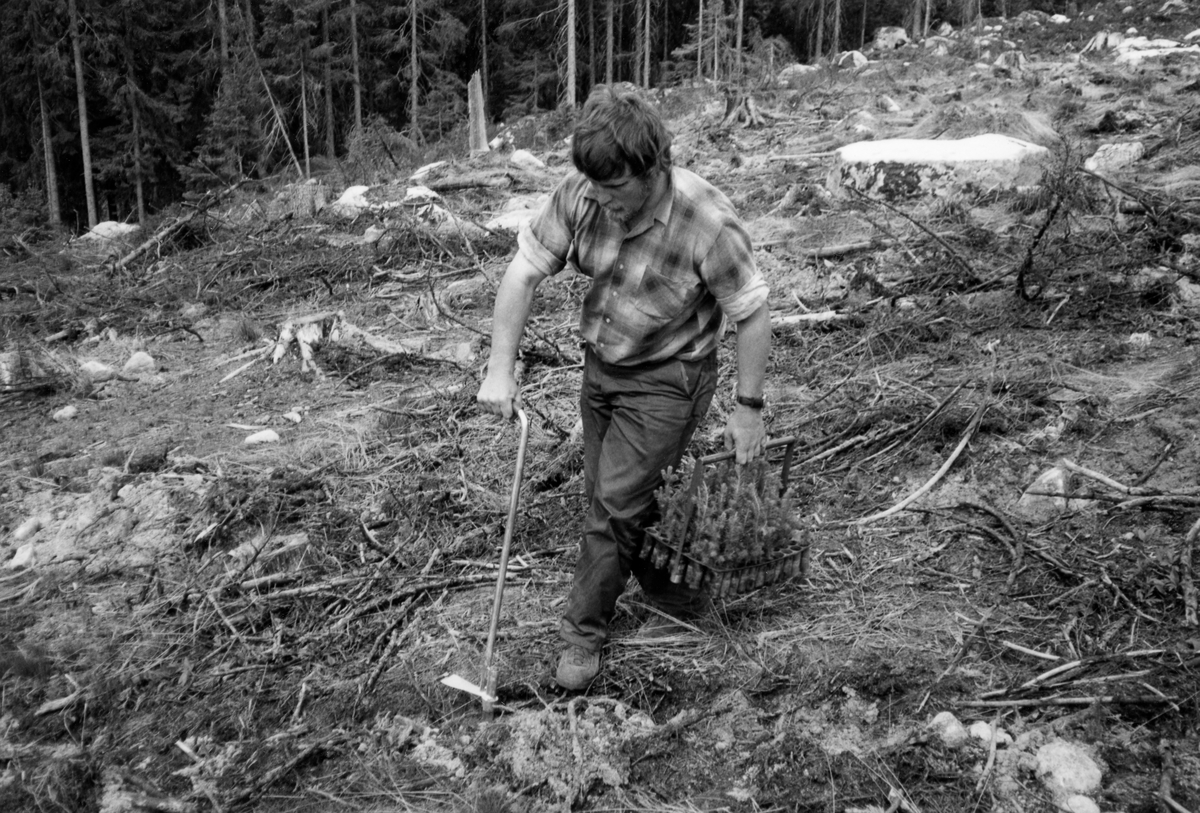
[733,303,771,399]
[487,257,542,375]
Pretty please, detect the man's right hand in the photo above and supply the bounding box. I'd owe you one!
[477,369,521,419]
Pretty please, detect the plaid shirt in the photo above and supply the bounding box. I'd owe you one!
[517,167,768,366]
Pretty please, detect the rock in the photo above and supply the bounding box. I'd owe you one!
[874,26,909,50]
[122,351,156,377]
[837,50,868,69]
[1036,741,1103,798]
[877,95,902,113]
[403,186,439,204]
[282,411,303,424]
[929,711,969,747]
[1015,466,1079,520]
[1126,332,1152,349]
[969,720,1014,746]
[778,63,820,87]
[329,185,372,217]
[1084,142,1145,175]
[80,221,141,242]
[52,405,78,422]
[13,516,47,541]
[827,134,1051,201]
[1064,795,1101,813]
[244,429,281,446]
[1177,277,1200,306]
[8,543,34,570]
[510,149,546,171]
[486,193,548,233]
[80,360,116,383]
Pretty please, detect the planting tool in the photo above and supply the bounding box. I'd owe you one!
[440,407,530,715]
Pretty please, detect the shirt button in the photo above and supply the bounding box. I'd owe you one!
[604,317,611,323]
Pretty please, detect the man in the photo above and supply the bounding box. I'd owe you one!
[477,84,771,690]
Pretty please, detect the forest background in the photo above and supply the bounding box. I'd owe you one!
[0,0,1069,238]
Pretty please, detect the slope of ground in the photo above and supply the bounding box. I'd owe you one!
[2,5,1200,813]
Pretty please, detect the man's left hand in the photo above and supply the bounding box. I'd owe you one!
[723,405,766,464]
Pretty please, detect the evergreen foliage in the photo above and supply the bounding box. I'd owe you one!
[0,0,1084,229]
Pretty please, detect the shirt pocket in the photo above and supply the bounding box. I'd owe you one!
[629,266,701,322]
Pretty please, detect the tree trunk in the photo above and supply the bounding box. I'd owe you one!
[349,0,363,135]
[565,0,576,107]
[37,72,61,229]
[605,0,613,84]
[696,0,703,82]
[711,0,718,81]
[814,0,825,62]
[634,0,644,86]
[217,0,230,69]
[643,0,651,86]
[323,6,336,157]
[735,0,743,81]
[68,0,97,228]
[409,0,420,142]
[481,0,489,102]
[860,0,867,48]
[830,0,842,61]
[301,55,311,177]
[125,33,146,224]
[588,0,595,90]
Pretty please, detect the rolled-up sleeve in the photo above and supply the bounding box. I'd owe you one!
[515,175,587,279]
[516,219,564,279]
[700,218,769,323]
[717,274,770,323]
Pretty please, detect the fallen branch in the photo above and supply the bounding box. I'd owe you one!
[1179,516,1200,627]
[856,401,987,525]
[959,695,1178,708]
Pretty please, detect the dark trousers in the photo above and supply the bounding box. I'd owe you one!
[559,348,718,652]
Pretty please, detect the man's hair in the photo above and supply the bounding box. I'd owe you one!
[571,84,673,182]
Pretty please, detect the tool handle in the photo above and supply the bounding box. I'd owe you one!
[481,407,530,714]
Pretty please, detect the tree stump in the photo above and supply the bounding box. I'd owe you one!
[720,93,767,128]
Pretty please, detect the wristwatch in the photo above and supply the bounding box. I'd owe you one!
[735,393,765,410]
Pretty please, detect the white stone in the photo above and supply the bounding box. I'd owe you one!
[827,135,1051,200]
[244,429,281,446]
[80,360,116,382]
[1126,332,1152,349]
[13,516,46,541]
[1050,14,1070,23]
[837,50,868,69]
[1015,466,1079,520]
[122,351,156,377]
[1064,795,1100,813]
[874,26,909,50]
[282,411,303,424]
[8,543,34,570]
[969,720,1013,746]
[79,221,141,241]
[777,63,820,87]
[403,186,439,204]
[1084,142,1145,174]
[1035,741,1103,797]
[509,149,546,171]
[1176,277,1200,306]
[52,404,78,422]
[331,185,372,215]
[877,95,902,113]
[929,711,969,747]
